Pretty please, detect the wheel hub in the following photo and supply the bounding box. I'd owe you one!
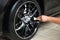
[21,16,31,23]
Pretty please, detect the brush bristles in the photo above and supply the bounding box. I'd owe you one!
[34,17,37,20]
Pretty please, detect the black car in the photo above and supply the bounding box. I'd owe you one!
[0,0,60,40]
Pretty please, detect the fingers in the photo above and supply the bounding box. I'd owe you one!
[34,15,49,22]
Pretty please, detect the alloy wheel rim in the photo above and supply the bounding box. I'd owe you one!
[14,1,40,39]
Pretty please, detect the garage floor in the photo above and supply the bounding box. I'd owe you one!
[31,22,60,40]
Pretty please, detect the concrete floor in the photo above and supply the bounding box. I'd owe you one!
[31,22,60,40]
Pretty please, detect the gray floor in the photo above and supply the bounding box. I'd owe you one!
[31,22,60,40]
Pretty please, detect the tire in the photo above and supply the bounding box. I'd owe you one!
[3,0,41,40]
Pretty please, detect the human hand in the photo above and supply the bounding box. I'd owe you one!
[34,15,49,22]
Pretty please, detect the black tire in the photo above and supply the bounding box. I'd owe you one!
[3,0,41,40]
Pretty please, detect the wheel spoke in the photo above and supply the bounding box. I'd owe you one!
[30,20,34,28]
[24,4,27,14]
[30,9,38,18]
[17,8,24,19]
[27,24,31,31]
[16,21,21,27]
[27,3,31,14]
[24,25,28,37]
[26,24,31,31]
[31,7,36,12]
[27,7,36,16]
[24,24,31,37]
[15,22,25,31]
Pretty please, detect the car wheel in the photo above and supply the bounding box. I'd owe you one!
[3,0,41,40]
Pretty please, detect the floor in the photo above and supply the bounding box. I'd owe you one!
[31,22,60,40]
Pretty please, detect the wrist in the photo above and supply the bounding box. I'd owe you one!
[47,16,52,22]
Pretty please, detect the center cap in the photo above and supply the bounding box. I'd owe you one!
[21,16,30,23]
